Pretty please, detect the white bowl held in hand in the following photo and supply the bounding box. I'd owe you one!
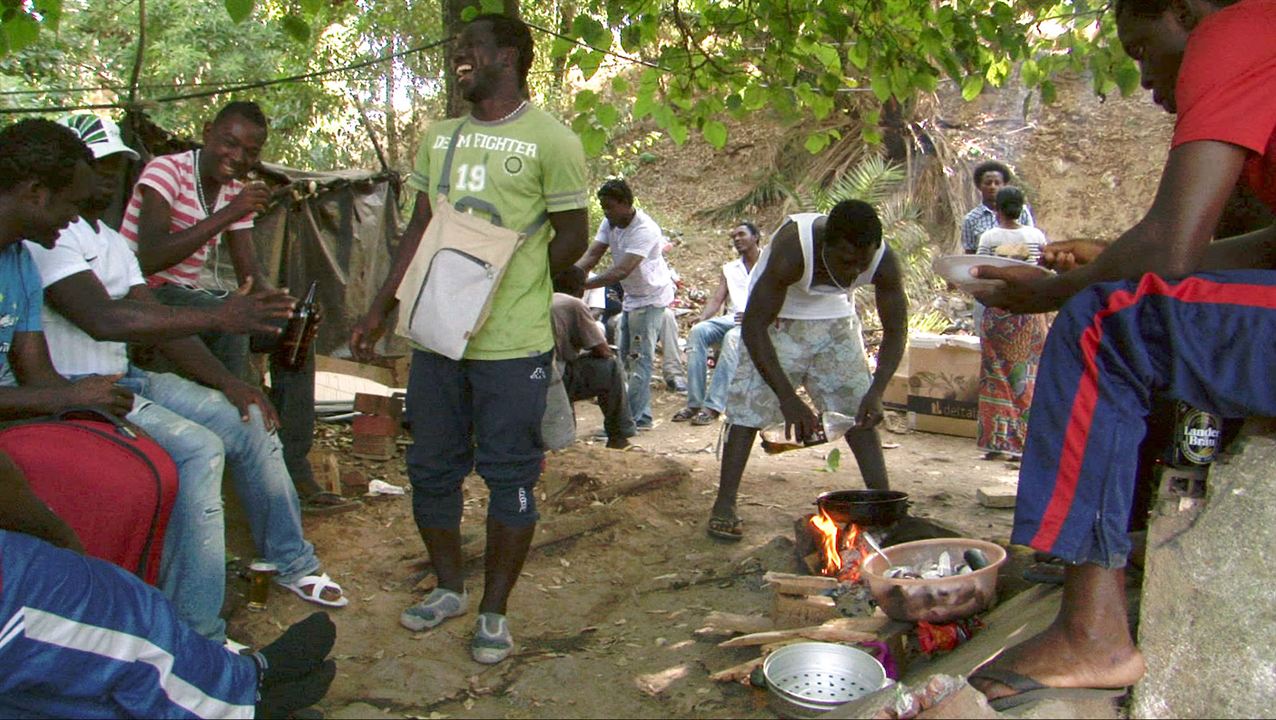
[932,255,1049,292]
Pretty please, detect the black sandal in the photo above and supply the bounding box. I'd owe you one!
[707,514,743,541]
[672,407,699,422]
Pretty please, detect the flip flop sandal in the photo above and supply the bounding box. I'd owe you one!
[277,573,349,608]
[691,409,720,426]
[970,668,1127,711]
[671,407,699,422]
[301,492,361,517]
[707,515,743,542]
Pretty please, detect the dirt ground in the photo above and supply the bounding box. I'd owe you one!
[222,385,1022,719]
[219,72,1166,718]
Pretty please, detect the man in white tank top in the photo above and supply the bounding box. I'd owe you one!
[707,201,908,541]
[672,222,762,425]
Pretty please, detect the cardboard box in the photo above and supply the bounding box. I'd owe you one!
[882,356,910,411]
[907,333,980,438]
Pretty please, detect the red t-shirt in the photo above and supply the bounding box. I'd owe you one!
[1171,0,1276,211]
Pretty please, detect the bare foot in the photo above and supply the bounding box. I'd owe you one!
[971,623,1146,702]
[971,564,1146,702]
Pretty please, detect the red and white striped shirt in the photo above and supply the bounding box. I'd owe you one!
[119,150,254,288]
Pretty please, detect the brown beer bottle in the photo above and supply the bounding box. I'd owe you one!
[273,281,320,371]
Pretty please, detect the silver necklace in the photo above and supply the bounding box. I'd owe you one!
[820,240,849,292]
[192,149,213,216]
[490,100,526,123]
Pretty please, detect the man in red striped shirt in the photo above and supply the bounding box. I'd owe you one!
[967,0,1276,709]
[120,102,347,514]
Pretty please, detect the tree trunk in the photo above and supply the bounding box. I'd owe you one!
[384,36,399,169]
[441,0,522,118]
[550,0,576,110]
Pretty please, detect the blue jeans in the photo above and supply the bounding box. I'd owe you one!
[618,306,665,426]
[114,368,318,641]
[685,315,741,413]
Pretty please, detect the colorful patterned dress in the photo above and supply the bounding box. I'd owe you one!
[976,225,1050,456]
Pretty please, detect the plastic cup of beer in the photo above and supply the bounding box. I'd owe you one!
[247,561,278,611]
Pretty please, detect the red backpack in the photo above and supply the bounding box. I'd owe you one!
[0,410,179,585]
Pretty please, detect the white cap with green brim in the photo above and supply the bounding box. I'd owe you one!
[57,114,141,161]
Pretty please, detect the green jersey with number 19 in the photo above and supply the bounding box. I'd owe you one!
[408,104,588,360]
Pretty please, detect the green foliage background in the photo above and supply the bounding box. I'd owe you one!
[0,0,1142,171]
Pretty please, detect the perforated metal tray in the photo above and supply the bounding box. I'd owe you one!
[762,642,888,708]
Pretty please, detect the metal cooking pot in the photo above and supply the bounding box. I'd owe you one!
[815,490,910,527]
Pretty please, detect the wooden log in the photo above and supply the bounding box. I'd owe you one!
[772,593,840,629]
[316,354,409,388]
[763,571,840,596]
[554,463,690,510]
[719,618,885,648]
[709,657,764,684]
[693,612,775,638]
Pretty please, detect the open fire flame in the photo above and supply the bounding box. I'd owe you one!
[809,507,871,582]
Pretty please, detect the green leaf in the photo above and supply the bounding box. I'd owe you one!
[1,15,39,52]
[595,104,619,129]
[632,90,656,120]
[479,0,504,14]
[281,15,310,43]
[224,0,254,23]
[1022,58,1041,87]
[611,76,630,95]
[847,42,869,71]
[870,72,891,103]
[702,120,728,149]
[742,84,767,111]
[580,126,608,157]
[460,6,478,21]
[804,131,829,154]
[573,89,597,112]
[812,43,840,73]
[861,126,883,145]
[960,74,984,102]
[299,0,323,16]
[667,118,689,145]
[822,448,841,473]
[1114,61,1142,96]
[1040,79,1058,105]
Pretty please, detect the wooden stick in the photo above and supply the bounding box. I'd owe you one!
[693,612,775,638]
[763,571,840,595]
[709,657,764,684]
[555,463,690,510]
[719,618,887,648]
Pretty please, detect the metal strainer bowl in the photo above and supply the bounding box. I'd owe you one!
[762,642,889,717]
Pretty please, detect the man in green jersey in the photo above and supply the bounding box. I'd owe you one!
[350,13,589,664]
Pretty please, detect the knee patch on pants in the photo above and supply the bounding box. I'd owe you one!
[487,480,539,527]
[410,476,465,529]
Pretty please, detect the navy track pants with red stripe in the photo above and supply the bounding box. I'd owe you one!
[1014,270,1276,566]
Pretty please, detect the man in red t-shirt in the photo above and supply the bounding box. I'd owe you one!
[967,0,1276,709]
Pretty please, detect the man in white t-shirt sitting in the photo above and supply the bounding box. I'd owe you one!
[22,114,349,642]
[576,179,676,430]
[672,222,762,426]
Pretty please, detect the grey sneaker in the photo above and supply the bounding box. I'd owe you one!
[471,612,514,664]
[399,588,467,632]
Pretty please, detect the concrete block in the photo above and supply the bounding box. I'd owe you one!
[1133,420,1276,718]
[977,485,1017,508]
[352,414,399,437]
[353,392,403,419]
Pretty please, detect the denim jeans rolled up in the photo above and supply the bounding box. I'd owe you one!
[112,367,318,641]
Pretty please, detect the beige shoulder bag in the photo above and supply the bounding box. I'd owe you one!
[394,121,548,360]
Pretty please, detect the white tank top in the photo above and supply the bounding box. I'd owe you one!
[748,213,885,320]
[723,256,752,315]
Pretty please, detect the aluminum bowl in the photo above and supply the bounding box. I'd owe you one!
[762,642,889,718]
